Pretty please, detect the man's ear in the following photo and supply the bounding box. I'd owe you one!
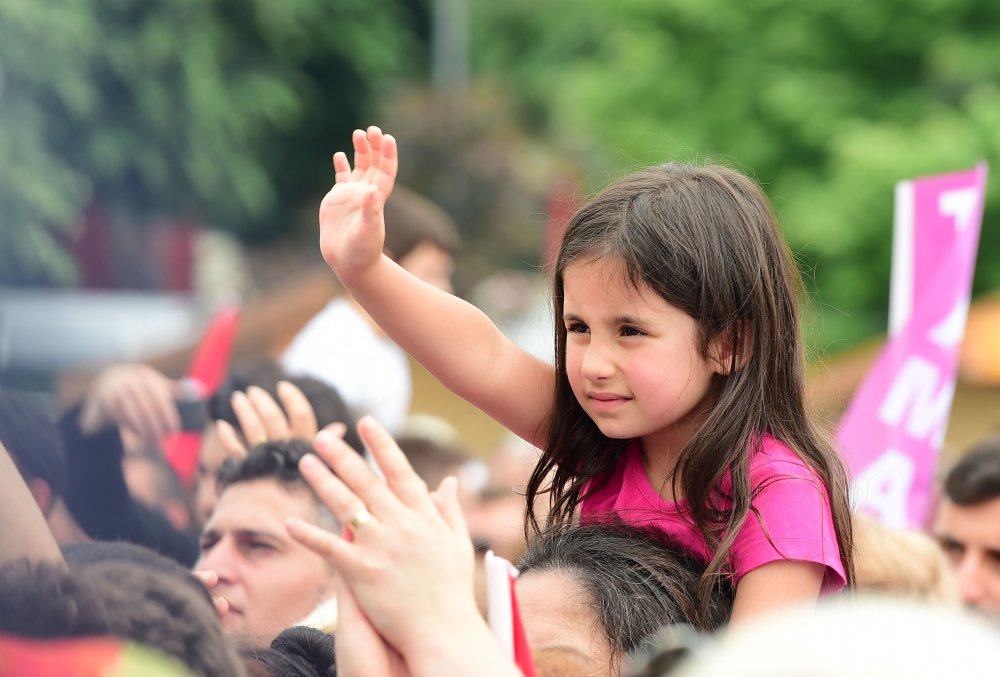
[708,322,751,375]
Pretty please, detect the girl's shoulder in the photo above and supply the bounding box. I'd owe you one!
[750,436,819,482]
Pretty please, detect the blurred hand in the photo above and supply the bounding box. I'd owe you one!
[214,380,346,460]
[333,572,410,677]
[318,126,398,280]
[79,364,180,445]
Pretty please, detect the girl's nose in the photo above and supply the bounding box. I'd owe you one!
[581,342,615,380]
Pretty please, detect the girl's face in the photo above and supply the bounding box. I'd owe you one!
[562,257,723,458]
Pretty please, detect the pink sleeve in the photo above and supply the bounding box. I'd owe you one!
[729,456,847,593]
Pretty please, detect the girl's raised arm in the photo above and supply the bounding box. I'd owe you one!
[318,127,554,447]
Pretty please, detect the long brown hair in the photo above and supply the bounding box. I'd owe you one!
[524,162,854,624]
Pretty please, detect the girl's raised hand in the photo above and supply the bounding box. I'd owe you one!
[318,126,398,281]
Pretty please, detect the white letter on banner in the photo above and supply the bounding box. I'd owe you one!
[877,356,952,446]
[939,188,979,231]
[852,450,915,529]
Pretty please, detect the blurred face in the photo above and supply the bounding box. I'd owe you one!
[935,496,1000,617]
[517,570,617,676]
[195,480,335,647]
[397,242,455,294]
[562,257,722,456]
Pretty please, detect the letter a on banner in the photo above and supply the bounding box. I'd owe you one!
[838,163,988,529]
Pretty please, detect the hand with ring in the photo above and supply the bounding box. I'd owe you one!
[287,416,520,677]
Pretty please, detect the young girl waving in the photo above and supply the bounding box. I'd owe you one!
[319,126,853,624]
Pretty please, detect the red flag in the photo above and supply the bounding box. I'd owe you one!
[162,303,240,485]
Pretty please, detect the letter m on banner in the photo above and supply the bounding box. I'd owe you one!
[837,163,988,529]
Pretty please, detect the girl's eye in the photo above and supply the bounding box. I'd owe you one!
[620,326,645,337]
[566,322,589,334]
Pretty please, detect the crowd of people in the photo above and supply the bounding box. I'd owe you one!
[2,124,999,675]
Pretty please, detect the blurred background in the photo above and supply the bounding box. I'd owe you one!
[3,0,1000,455]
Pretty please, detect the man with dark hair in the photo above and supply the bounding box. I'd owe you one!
[934,434,1000,616]
[195,439,338,648]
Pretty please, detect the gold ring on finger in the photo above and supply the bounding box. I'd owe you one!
[349,506,374,532]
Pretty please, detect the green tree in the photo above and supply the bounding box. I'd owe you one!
[467,0,1000,351]
[0,0,425,285]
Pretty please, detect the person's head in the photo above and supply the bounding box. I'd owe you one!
[383,184,459,294]
[526,162,854,618]
[241,626,336,677]
[195,439,338,648]
[516,523,733,676]
[934,434,1000,616]
[853,512,958,604]
[196,359,360,523]
[0,559,245,676]
[0,389,66,517]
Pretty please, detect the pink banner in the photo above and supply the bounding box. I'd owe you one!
[837,163,988,529]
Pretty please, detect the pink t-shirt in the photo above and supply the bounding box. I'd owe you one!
[580,436,846,592]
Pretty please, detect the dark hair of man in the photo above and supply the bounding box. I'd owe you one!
[208,359,363,454]
[216,439,338,530]
[0,389,67,504]
[0,559,245,676]
[944,434,1000,506]
[518,522,733,665]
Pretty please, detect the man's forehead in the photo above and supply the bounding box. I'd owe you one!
[936,497,1000,541]
[206,479,318,530]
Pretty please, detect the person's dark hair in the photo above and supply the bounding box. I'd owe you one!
[518,522,733,665]
[0,389,67,508]
[944,434,1000,506]
[62,540,213,608]
[523,162,854,624]
[383,184,459,262]
[217,439,338,530]
[218,438,315,491]
[240,626,336,677]
[0,559,245,676]
[208,359,363,454]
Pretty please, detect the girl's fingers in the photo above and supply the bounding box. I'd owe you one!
[352,128,371,176]
[378,134,399,185]
[311,430,400,519]
[357,416,435,511]
[333,152,352,184]
[215,419,248,460]
[246,386,292,440]
[277,380,318,438]
[231,391,267,446]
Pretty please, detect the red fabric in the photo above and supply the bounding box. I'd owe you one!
[162,304,240,485]
[509,571,537,677]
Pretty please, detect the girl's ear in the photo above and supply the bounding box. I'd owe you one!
[708,322,751,375]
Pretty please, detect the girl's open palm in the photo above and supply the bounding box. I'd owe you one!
[318,126,398,279]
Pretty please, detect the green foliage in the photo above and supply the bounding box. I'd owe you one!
[468,0,1000,352]
[0,0,424,285]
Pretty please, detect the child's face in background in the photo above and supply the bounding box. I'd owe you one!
[562,257,723,458]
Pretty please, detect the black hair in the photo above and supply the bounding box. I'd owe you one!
[217,439,316,492]
[944,434,1000,506]
[518,522,733,664]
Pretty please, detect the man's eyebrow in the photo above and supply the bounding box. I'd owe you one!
[233,528,283,541]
